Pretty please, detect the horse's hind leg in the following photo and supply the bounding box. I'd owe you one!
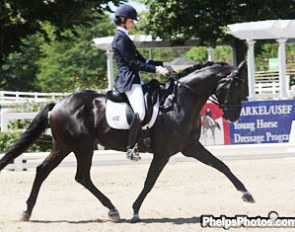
[74,148,119,222]
[22,148,70,221]
[182,141,255,203]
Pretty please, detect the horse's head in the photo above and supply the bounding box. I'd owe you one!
[175,61,246,122]
[214,61,246,122]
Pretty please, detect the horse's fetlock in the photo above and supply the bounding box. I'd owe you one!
[75,174,83,184]
[75,174,90,186]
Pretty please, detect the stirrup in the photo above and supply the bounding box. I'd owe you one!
[126,145,141,161]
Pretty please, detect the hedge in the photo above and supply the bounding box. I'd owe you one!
[0,132,52,153]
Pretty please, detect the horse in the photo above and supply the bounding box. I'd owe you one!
[0,61,254,223]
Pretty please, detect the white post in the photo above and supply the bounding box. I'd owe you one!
[0,106,8,132]
[149,48,152,60]
[106,50,114,90]
[14,155,24,172]
[246,39,256,101]
[277,38,288,99]
[207,47,214,61]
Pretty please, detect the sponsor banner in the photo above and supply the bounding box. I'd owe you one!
[200,103,230,145]
[230,100,295,144]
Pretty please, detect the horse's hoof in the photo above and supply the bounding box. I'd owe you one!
[242,192,255,203]
[108,209,120,222]
[131,214,141,223]
[21,211,31,221]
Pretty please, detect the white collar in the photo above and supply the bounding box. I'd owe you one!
[117,26,129,36]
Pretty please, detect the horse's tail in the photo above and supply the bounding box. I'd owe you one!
[0,103,55,171]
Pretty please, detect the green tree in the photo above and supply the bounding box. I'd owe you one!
[1,15,115,92]
[184,47,207,63]
[141,0,295,62]
[0,0,122,85]
[1,34,43,91]
[36,17,115,92]
[0,0,121,63]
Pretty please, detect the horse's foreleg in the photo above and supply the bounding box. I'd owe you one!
[131,155,169,223]
[74,149,119,222]
[182,141,255,203]
[22,149,69,221]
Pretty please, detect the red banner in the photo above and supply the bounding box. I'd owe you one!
[200,103,230,145]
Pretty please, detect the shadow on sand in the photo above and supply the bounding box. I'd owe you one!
[30,216,201,225]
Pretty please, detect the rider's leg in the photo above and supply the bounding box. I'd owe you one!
[125,84,146,161]
[126,113,141,160]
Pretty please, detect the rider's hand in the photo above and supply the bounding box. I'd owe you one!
[156,66,169,75]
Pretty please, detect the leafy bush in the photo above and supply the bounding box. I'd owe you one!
[8,119,31,130]
[0,132,21,153]
[0,103,54,153]
[0,132,52,153]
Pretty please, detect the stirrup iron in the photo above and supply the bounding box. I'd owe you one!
[126,144,141,161]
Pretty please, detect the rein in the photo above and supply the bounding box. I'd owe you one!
[170,76,200,96]
[169,67,242,111]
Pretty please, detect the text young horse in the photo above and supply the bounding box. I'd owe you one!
[0,62,254,223]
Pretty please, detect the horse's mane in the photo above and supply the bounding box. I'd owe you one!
[175,61,229,79]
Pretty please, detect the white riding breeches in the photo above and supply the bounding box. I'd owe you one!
[125,84,146,121]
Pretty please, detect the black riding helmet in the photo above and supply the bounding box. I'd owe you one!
[114,4,138,25]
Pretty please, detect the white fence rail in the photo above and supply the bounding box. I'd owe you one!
[0,108,38,132]
[255,81,281,94]
[254,69,295,99]
[1,143,295,171]
[1,90,295,171]
[0,91,66,103]
[0,111,295,171]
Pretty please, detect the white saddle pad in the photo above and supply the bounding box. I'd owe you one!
[106,97,159,130]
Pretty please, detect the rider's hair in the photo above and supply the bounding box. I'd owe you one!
[114,16,127,26]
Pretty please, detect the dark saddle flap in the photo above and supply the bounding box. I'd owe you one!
[106,91,128,103]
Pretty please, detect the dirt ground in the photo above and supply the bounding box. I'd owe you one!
[1,157,295,232]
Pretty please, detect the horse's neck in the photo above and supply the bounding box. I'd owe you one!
[174,85,209,118]
[180,73,216,97]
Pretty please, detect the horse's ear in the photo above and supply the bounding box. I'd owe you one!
[237,61,246,71]
[237,61,247,79]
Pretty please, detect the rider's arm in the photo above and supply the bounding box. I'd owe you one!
[116,37,161,73]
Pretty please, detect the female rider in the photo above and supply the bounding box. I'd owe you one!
[112,4,169,161]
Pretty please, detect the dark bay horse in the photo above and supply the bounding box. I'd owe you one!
[0,61,254,223]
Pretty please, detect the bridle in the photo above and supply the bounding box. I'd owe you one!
[169,67,243,111]
[210,68,244,111]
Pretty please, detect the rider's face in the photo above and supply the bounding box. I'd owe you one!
[125,18,135,31]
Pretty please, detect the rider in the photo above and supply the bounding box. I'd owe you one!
[112,4,169,161]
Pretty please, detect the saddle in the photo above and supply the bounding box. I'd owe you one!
[106,80,162,130]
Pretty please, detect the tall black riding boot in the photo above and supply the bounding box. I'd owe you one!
[126,113,141,161]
